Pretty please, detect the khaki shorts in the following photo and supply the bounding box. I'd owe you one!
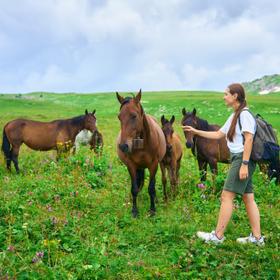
[223,152,256,195]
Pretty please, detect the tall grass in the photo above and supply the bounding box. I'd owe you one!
[0,91,279,279]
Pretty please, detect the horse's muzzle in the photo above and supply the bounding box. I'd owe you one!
[186,142,193,149]
[119,143,129,154]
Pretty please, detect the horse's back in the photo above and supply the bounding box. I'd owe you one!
[4,118,59,150]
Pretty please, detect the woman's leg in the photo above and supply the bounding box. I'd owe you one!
[215,190,236,239]
[242,193,261,239]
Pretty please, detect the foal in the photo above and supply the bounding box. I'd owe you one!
[74,129,103,155]
[160,115,183,200]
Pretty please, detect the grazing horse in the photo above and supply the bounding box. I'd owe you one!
[1,110,97,173]
[116,90,166,217]
[74,129,103,155]
[160,115,183,200]
[181,108,230,183]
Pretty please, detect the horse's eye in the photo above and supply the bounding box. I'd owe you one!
[131,114,137,120]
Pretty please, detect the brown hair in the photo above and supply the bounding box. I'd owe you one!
[227,83,247,142]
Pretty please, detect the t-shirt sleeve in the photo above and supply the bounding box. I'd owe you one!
[240,111,256,135]
[220,114,233,135]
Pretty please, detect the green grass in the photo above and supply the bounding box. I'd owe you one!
[0,91,280,279]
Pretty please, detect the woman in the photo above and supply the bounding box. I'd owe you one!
[182,83,264,245]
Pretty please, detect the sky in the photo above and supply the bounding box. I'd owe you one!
[0,0,280,93]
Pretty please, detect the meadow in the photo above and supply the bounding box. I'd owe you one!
[0,91,279,279]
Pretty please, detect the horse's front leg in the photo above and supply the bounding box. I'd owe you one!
[170,160,177,198]
[198,159,207,183]
[208,159,218,190]
[127,165,138,218]
[148,161,158,216]
[160,162,167,201]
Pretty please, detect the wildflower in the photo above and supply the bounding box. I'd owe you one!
[22,223,28,229]
[7,245,15,252]
[36,251,44,258]
[46,204,52,212]
[51,217,58,225]
[54,195,60,202]
[197,183,206,189]
[32,251,44,263]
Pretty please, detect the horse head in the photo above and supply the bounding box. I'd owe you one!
[84,109,97,133]
[181,108,198,149]
[161,115,175,155]
[117,89,144,154]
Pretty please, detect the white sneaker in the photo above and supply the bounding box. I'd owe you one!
[236,233,265,246]
[197,230,225,244]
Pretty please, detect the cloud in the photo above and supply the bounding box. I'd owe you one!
[0,0,280,93]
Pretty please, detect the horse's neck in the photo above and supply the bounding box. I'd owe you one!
[68,118,85,139]
[142,114,151,141]
[196,118,210,131]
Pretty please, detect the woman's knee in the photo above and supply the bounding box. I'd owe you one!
[220,190,235,203]
[242,193,255,204]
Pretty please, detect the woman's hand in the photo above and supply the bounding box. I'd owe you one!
[182,125,197,134]
[239,164,249,180]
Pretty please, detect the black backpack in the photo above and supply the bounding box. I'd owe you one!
[239,110,280,181]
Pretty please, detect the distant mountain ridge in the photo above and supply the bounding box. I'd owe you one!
[242,74,280,94]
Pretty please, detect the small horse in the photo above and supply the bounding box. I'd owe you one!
[160,115,183,200]
[73,129,103,155]
[2,110,97,173]
[181,108,230,183]
[116,89,166,217]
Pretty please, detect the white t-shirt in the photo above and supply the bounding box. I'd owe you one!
[220,109,256,153]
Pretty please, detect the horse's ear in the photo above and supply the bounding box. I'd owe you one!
[116,92,124,104]
[92,109,96,115]
[182,108,186,116]
[135,89,142,103]
[192,108,196,116]
[161,115,165,125]
[170,115,175,124]
[85,109,88,115]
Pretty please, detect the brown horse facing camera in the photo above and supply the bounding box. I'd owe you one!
[181,108,230,183]
[1,110,97,173]
[160,115,183,200]
[116,90,166,217]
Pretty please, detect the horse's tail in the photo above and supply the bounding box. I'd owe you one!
[1,128,11,160]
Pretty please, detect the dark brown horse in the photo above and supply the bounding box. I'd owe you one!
[116,90,166,217]
[2,110,97,173]
[181,108,230,183]
[160,115,183,200]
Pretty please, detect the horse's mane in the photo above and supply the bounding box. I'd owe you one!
[197,117,210,131]
[120,96,144,114]
[120,97,133,108]
[70,115,85,126]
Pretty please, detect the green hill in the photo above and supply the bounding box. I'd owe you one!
[243,74,280,94]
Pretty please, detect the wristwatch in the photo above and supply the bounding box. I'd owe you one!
[242,160,249,165]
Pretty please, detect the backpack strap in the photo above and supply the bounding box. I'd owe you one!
[238,109,256,144]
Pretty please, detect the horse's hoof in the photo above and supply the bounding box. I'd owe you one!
[131,209,139,218]
[149,209,156,217]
